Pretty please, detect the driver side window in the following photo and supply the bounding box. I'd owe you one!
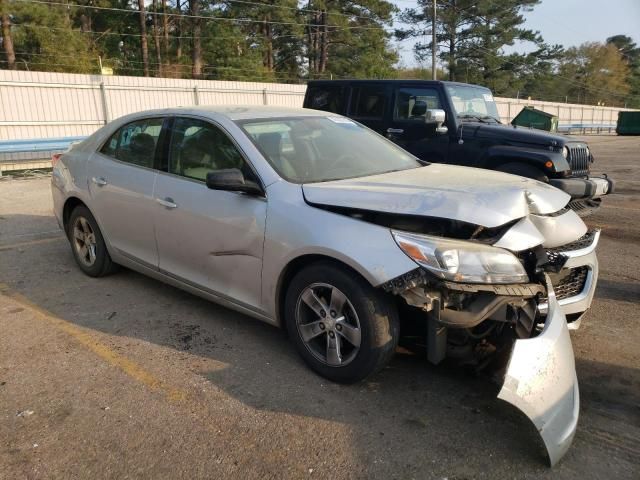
[168,117,249,182]
[394,88,442,121]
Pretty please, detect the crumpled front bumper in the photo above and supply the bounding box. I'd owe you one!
[498,285,579,466]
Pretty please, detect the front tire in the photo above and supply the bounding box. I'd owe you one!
[285,262,399,384]
[67,205,118,277]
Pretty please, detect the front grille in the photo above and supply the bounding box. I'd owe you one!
[567,144,591,177]
[547,229,598,259]
[541,266,589,302]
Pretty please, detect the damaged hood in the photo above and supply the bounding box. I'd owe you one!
[303,164,570,229]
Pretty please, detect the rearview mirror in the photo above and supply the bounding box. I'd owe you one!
[425,109,448,134]
[205,168,263,196]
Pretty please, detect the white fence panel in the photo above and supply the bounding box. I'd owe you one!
[0,70,635,140]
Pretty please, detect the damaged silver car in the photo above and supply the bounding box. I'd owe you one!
[52,106,599,466]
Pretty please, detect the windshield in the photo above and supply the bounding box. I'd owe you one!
[238,116,421,183]
[446,85,501,122]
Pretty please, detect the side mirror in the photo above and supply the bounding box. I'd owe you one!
[425,109,448,134]
[205,168,263,196]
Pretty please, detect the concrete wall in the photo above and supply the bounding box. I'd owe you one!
[0,70,634,140]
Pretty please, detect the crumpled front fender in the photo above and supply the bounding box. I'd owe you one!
[498,283,580,466]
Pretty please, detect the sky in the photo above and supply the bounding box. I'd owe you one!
[394,0,640,68]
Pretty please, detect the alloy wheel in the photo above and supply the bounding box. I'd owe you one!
[295,282,362,367]
[72,216,97,267]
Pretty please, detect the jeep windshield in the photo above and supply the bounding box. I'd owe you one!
[446,85,501,123]
[238,116,422,183]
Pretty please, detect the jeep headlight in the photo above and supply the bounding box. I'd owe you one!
[392,231,529,284]
[562,146,569,159]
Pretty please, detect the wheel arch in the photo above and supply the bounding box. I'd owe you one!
[275,254,375,332]
[62,196,89,232]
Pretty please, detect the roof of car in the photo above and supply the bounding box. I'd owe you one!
[123,105,330,122]
[306,79,491,90]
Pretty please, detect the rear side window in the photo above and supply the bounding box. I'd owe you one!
[100,118,164,168]
[394,88,442,121]
[306,86,344,113]
[349,86,387,119]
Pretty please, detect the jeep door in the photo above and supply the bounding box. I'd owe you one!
[385,85,450,163]
[152,116,267,311]
[346,83,391,136]
[304,84,348,115]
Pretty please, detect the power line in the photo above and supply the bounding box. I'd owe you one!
[220,0,392,23]
[9,21,344,42]
[14,0,388,30]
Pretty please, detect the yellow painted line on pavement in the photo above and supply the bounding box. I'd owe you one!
[0,283,187,403]
[0,236,65,251]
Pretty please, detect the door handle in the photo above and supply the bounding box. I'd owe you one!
[156,197,178,209]
[91,176,108,186]
[386,128,404,134]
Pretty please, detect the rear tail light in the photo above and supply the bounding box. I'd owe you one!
[51,153,62,167]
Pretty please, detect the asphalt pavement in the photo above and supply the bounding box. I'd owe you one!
[0,135,638,479]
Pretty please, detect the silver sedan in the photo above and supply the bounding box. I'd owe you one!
[52,106,596,465]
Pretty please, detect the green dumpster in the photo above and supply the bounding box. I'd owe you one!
[616,111,640,135]
[511,106,558,132]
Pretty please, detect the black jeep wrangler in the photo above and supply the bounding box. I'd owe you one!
[304,80,613,215]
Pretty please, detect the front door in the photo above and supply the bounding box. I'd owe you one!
[385,86,450,163]
[153,116,267,311]
[87,117,164,268]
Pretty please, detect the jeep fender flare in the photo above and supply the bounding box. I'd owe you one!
[483,145,570,174]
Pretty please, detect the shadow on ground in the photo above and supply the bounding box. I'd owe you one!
[1,213,639,479]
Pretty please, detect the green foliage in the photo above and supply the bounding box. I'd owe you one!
[396,0,636,107]
[607,35,640,108]
[3,0,97,73]
[0,0,637,107]
[0,0,399,81]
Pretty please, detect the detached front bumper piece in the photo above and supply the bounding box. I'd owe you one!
[498,287,579,466]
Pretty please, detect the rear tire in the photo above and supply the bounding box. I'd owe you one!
[67,205,118,277]
[285,261,399,384]
[496,162,548,182]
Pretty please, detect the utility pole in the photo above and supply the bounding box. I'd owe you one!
[432,0,437,80]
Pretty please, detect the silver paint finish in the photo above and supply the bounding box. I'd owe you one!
[538,231,600,320]
[153,171,267,310]
[529,210,587,249]
[260,179,419,322]
[498,284,580,467]
[493,216,546,251]
[302,164,571,229]
[51,106,599,467]
[87,152,159,267]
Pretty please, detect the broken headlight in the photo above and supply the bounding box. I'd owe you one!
[392,231,529,284]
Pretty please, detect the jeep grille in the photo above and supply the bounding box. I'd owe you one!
[567,144,590,177]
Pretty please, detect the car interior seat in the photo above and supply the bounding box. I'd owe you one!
[258,132,297,179]
[128,133,156,166]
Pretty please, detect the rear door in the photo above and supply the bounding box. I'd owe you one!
[385,85,449,163]
[153,116,267,310]
[88,117,165,268]
[347,83,390,135]
[304,84,348,114]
